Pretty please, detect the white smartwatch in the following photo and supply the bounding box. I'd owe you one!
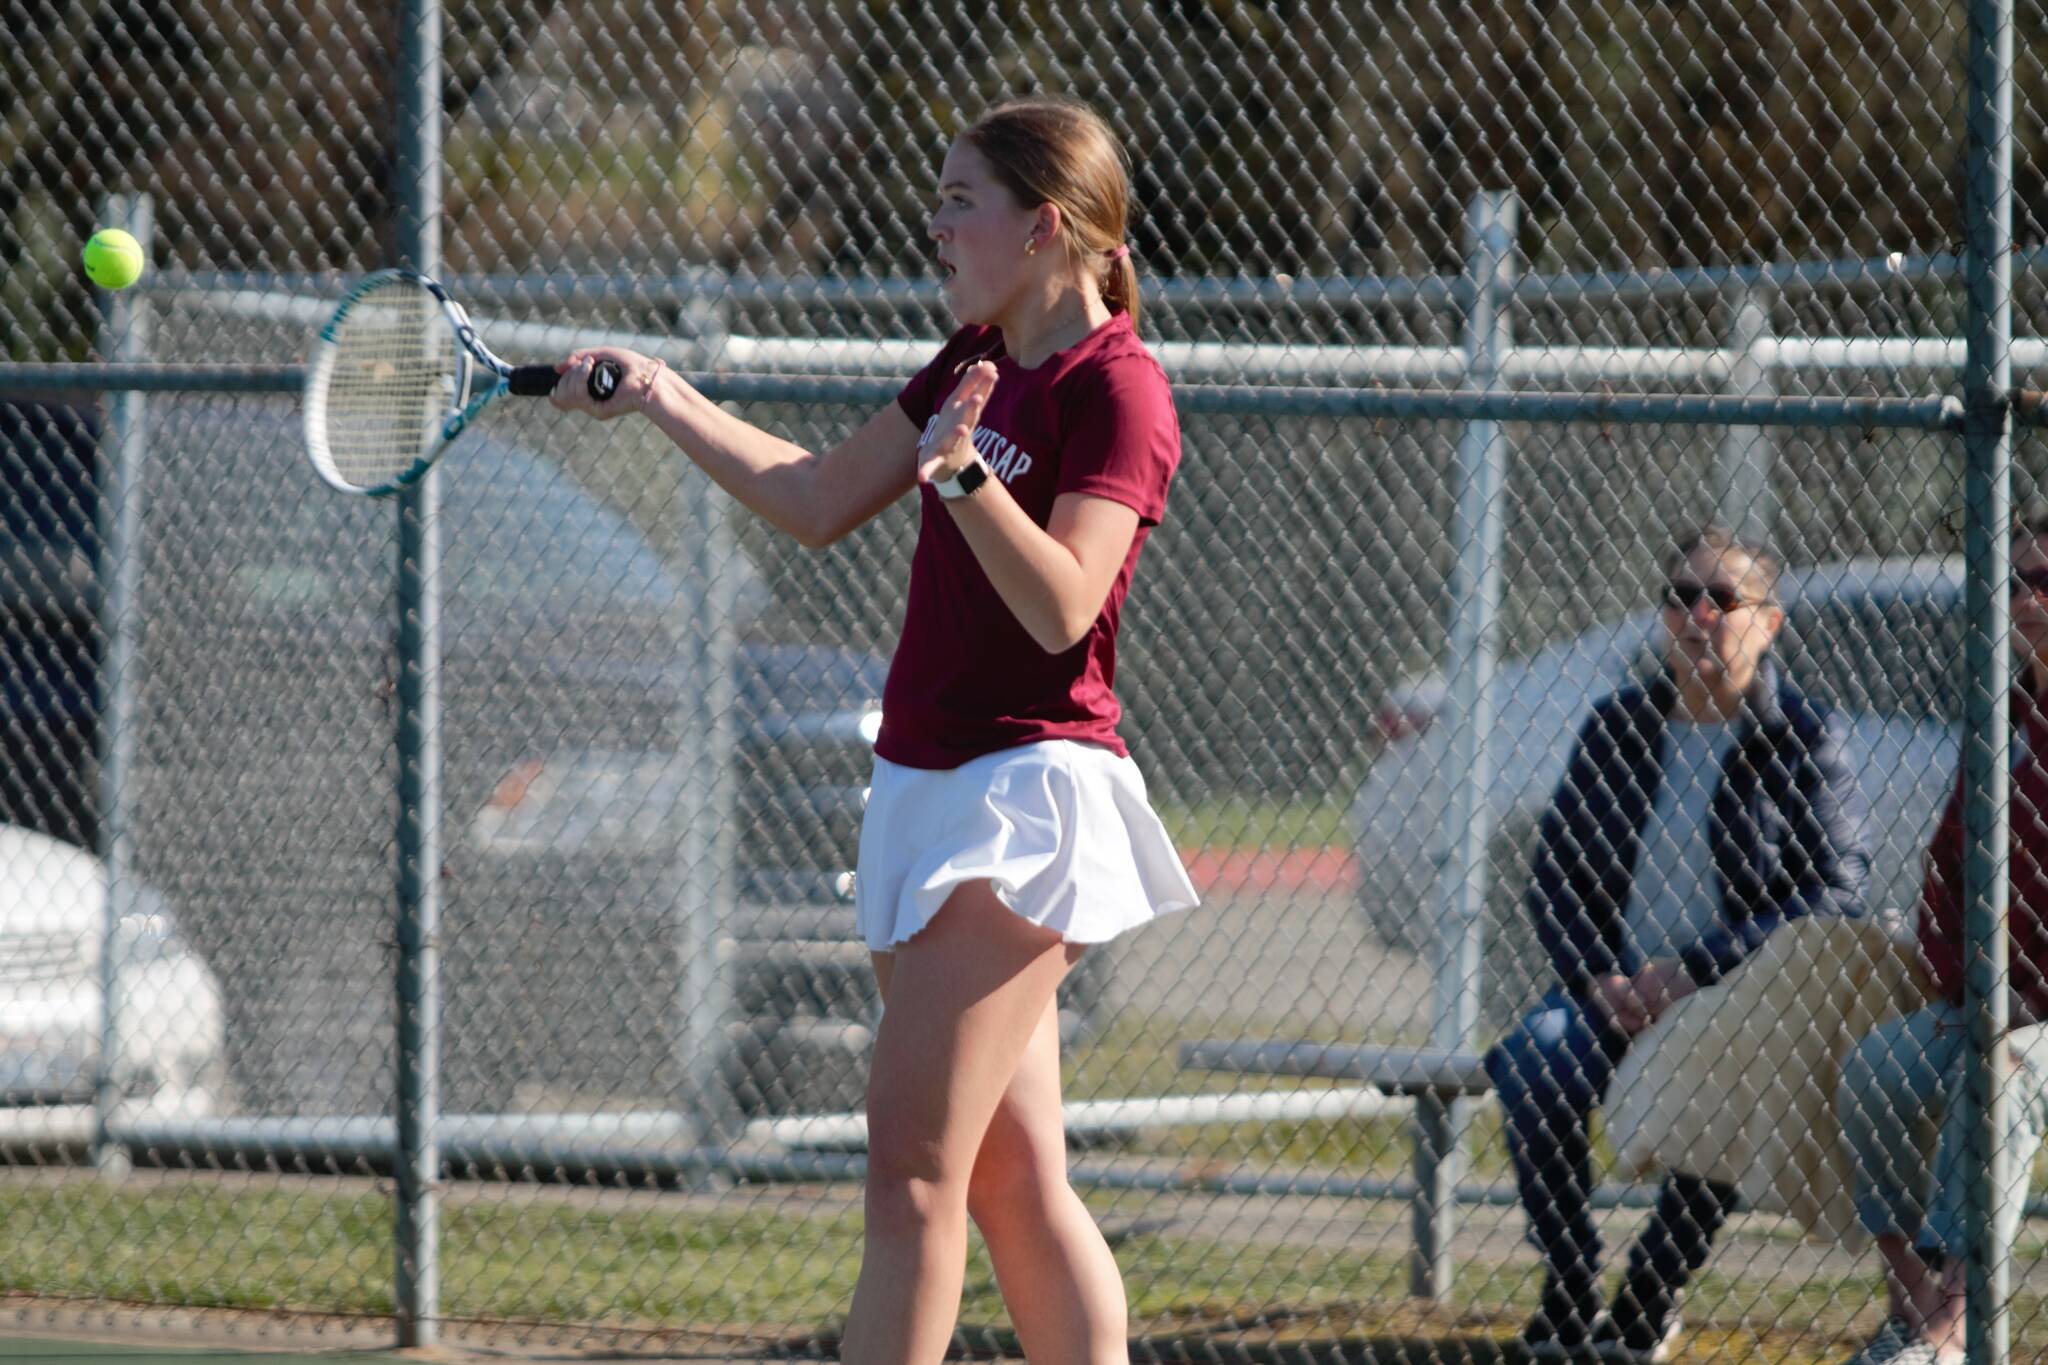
[933,455,991,501]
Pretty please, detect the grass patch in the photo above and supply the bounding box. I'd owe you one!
[0,1173,1941,1363]
[1063,1015,1518,1180]
[4,1177,1441,1330]
[1082,1106,1518,1184]
[1156,794,1353,850]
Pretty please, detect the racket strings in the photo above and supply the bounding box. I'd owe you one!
[319,285,457,490]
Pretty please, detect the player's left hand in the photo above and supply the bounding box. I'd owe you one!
[916,361,997,484]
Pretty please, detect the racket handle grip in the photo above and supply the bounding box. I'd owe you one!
[508,365,562,397]
[508,360,624,402]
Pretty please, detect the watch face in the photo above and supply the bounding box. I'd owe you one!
[940,460,989,499]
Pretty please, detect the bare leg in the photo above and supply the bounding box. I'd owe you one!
[840,883,1079,1365]
[1872,1234,1919,1327]
[966,989,1130,1364]
[1870,1236,1964,1363]
[1914,1256,1965,1362]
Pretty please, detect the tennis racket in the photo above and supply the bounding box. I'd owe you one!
[303,268,621,496]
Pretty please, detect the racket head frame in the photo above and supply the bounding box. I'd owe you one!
[304,268,519,496]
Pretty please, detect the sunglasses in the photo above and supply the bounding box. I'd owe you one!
[2015,568,2048,598]
[1663,582,1766,615]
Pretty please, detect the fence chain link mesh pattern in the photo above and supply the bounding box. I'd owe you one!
[2,1,2046,1360]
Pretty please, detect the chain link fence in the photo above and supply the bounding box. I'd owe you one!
[1,1,2046,1361]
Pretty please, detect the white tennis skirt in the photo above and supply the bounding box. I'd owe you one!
[854,739,1200,951]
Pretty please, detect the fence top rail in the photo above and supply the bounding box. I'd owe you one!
[146,247,2048,317]
[0,362,1999,431]
[1523,247,2048,305]
[0,363,303,394]
[147,268,1449,311]
[101,285,2048,394]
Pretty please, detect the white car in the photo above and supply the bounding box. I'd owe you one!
[1350,556,1967,1022]
[0,824,227,1137]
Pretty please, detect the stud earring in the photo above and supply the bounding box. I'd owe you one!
[1024,239,1037,256]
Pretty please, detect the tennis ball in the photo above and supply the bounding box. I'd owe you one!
[82,228,145,290]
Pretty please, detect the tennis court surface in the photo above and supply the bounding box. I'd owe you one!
[0,1340,407,1364]
[0,1325,816,1365]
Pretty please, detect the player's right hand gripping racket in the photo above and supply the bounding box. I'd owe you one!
[303,268,622,496]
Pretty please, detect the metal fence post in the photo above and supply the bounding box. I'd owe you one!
[676,290,742,1151]
[1715,286,1776,540]
[1414,190,1516,1301]
[90,191,153,1180]
[1962,2,2016,1362]
[392,0,443,1345]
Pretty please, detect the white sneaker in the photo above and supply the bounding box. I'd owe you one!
[1839,1317,1938,1365]
[1590,1308,1682,1364]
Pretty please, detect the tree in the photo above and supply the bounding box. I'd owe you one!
[0,0,561,355]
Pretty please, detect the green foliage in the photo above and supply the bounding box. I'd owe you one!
[685,1,2048,276]
[15,2,2039,287]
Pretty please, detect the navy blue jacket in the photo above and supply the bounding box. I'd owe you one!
[1524,659,1870,997]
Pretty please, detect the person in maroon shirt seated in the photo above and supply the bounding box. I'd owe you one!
[546,99,1197,1365]
[1833,515,2048,1365]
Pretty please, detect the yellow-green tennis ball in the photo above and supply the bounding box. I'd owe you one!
[82,228,145,290]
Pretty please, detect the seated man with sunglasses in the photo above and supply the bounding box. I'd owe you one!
[1830,516,2048,1365]
[1488,525,1869,1361]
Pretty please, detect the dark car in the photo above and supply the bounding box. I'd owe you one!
[106,400,897,1118]
[0,401,101,850]
[89,400,1109,1122]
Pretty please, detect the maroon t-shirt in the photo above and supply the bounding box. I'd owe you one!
[876,313,1181,769]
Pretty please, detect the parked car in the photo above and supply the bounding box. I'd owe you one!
[0,822,228,1133]
[0,401,100,851]
[1350,557,1967,1025]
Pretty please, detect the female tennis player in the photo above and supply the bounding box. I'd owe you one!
[547,97,1196,1365]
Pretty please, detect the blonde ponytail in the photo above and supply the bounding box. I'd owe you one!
[1103,254,1140,330]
